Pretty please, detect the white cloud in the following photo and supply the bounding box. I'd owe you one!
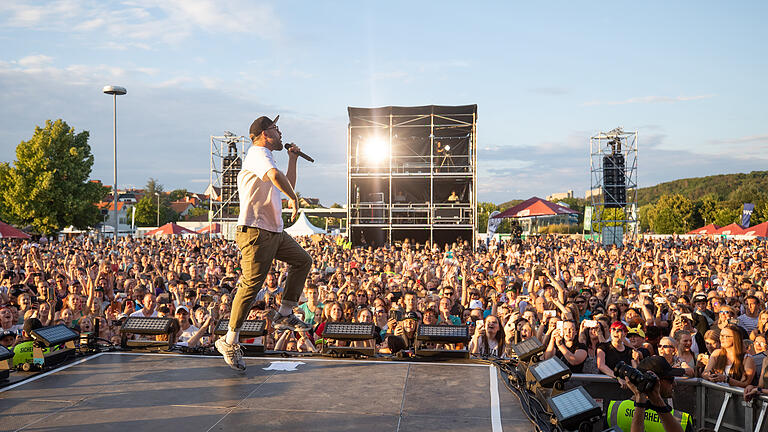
[17,54,54,68]
[0,0,281,47]
[583,94,715,106]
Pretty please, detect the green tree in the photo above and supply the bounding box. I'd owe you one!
[133,180,177,226]
[692,194,719,228]
[637,204,653,233]
[477,201,498,232]
[144,178,164,196]
[753,201,768,225]
[0,119,106,234]
[168,188,188,201]
[186,207,209,219]
[711,201,741,226]
[134,195,178,226]
[647,194,695,234]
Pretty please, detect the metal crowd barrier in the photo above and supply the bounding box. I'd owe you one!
[566,374,768,432]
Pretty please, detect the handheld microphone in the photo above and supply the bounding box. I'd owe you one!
[284,143,315,163]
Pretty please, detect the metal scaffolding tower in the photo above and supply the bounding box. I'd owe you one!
[210,132,246,240]
[589,127,638,247]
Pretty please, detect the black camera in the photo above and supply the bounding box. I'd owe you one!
[613,361,658,393]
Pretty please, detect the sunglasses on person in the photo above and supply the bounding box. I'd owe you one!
[575,300,586,304]
[659,344,675,349]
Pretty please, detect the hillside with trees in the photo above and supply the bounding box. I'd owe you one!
[636,170,768,205]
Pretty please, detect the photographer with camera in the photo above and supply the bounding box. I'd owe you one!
[606,356,692,432]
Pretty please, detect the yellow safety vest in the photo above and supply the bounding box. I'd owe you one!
[607,399,691,432]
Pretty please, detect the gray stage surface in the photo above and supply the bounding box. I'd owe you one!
[0,352,534,432]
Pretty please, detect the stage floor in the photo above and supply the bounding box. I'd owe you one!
[0,353,533,432]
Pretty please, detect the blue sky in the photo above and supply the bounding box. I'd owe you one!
[1,1,766,205]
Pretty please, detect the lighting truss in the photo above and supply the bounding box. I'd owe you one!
[214,319,266,337]
[547,386,602,431]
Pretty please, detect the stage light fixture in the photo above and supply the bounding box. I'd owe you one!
[0,344,11,362]
[321,322,377,357]
[527,356,572,389]
[444,144,451,152]
[31,324,79,347]
[28,325,78,369]
[0,344,11,381]
[416,324,468,342]
[120,316,174,350]
[121,317,173,334]
[511,336,545,362]
[362,136,388,162]
[322,322,376,341]
[546,386,602,432]
[214,319,266,337]
[414,324,469,358]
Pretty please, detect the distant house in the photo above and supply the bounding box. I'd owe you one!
[97,201,132,229]
[170,201,194,217]
[204,184,221,201]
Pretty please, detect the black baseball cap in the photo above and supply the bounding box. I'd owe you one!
[638,355,685,379]
[403,311,420,321]
[249,115,279,138]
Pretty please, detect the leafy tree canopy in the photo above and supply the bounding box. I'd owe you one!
[0,119,106,234]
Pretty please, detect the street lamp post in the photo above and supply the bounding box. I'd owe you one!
[155,192,160,227]
[102,85,127,241]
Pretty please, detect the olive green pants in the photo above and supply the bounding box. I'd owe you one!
[229,227,312,331]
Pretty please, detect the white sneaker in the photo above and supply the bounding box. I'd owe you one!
[215,338,246,371]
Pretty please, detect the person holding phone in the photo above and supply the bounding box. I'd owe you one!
[545,320,588,373]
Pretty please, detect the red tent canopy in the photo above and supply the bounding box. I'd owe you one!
[145,223,198,236]
[741,221,768,238]
[0,220,31,239]
[197,223,221,234]
[716,223,744,236]
[492,197,578,219]
[687,224,721,235]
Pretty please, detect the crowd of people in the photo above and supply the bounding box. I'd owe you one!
[1,233,767,399]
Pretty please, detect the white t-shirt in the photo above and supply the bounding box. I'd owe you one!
[130,309,158,318]
[237,146,283,232]
[178,324,200,344]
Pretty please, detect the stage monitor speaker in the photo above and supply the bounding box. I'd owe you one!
[602,154,626,208]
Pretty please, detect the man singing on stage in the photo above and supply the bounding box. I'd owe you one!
[216,115,313,371]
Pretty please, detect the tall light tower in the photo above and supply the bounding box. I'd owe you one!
[102,85,127,240]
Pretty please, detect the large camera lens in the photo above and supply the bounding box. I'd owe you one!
[613,361,658,393]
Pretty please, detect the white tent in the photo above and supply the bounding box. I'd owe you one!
[285,212,326,236]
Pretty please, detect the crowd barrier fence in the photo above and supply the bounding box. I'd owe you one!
[565,374,768,432]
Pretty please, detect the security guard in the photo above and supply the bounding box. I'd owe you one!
[606,356,692,432]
